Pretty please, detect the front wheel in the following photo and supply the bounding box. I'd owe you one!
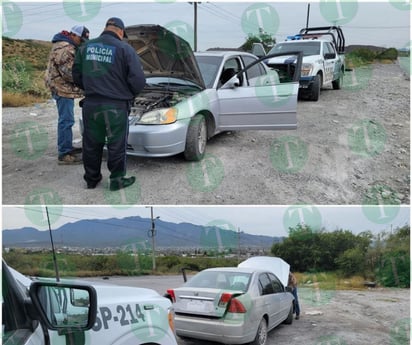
[310,74,321,101]
[250,318,268,345]
[184,114,207,161]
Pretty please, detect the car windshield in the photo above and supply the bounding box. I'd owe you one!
[145,76,202,91]
[269,41,321,56]
[185,270,251,291]
[195,55,223,88]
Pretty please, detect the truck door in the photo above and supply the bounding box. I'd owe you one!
[323,42,336,84]
[3,261,46,345]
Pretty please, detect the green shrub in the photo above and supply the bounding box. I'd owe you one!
[377,48,398,60]
[375,251,410,288]
[3,56,33,93]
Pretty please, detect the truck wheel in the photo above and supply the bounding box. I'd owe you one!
[332,70,343,90]
[310,74,321,101]
[184,114,207,161]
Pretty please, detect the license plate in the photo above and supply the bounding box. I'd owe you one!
[186,300,214,313]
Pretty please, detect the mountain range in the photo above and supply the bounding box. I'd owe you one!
[2,216,281,250]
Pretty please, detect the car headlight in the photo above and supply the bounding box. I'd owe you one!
[301,63,313,77]
[138,108,177,125]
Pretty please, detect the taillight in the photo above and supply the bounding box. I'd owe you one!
[167,289,176,303]
[218,292,233,307]
[227,298,247,313]
[218,293,247,313]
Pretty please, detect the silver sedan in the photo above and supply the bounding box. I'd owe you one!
[166,266,294,345]
[124,25,302,161]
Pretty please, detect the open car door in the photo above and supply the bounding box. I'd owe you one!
[216,51,303,131]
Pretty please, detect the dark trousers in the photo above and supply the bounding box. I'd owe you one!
[82,100,129,185]
[292,287,300,316]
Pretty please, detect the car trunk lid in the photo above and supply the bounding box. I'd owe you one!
[172,287,244,318]
[125,24,205,89]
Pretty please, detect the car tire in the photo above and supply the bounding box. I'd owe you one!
[184,114,207,161]
[250,318,268,345]
[332,69,343,90]
[310,74,321,101]
[283,304,294,324]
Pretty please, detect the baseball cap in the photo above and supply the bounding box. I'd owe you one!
[71,25,90,41]
[105,17,128,38]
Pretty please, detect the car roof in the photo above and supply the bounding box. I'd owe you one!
[195,50,257,58]
[201,266,268,274]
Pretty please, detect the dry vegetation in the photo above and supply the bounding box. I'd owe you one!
[2,37,52,106]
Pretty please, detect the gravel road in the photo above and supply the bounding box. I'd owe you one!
[2,62,409,205]
[86,275,410,345]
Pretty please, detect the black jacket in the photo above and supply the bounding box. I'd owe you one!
[73,31,146,101]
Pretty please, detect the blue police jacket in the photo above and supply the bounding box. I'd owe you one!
[73,30,146,101]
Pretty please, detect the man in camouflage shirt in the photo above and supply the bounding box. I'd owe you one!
[45,25,89,164]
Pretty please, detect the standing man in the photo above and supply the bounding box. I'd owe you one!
[288,271,301,319]
[45,25,90,165]
[73,17,146,191]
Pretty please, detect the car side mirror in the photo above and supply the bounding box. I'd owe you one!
[222,77,240,89]
[285,286,293,293]
[324,53,336,59]
[29,281,97,334]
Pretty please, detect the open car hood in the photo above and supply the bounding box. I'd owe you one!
[125,24,205,88]
[238,256,290,287]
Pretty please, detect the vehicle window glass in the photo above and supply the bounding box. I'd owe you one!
[186,271,251,289]
[219,57,243,86]
[268,273,284,293]
[3,266,33,344]
[269,41,320,56]
[242,55,265,81]
[259,273,274,295]
[195,55,223,88]
[324,42,335,55]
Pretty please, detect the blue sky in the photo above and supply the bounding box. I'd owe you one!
[3,205,410,237]
[3,1,410,50]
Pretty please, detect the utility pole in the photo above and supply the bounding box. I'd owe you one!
[237,227,241,263]
[189,2,199,51]
[147,206,159,271]
[194,2,198,51]
[46,206,60,282]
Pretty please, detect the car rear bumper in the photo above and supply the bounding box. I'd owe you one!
[175,315,255,344]
[127,121,188,157]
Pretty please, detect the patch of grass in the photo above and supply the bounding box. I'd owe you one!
[2,36,51,106]
[2,91,47,107]
[298,272,369,290]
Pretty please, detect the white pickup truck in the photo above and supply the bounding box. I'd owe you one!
[2,260,178,345]
[263,26,346,101]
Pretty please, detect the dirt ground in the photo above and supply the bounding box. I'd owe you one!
[2,62,410,205]
[88,275,411,345]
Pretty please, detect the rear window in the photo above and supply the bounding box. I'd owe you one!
[269,41,321,56]
[185,271,251,291]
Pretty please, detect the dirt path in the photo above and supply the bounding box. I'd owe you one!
[2,62,409,205]
[86,275,410,345]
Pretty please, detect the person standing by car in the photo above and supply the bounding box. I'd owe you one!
[45,25,90,165]
[288,271,301,319]
[73,17,146,191]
